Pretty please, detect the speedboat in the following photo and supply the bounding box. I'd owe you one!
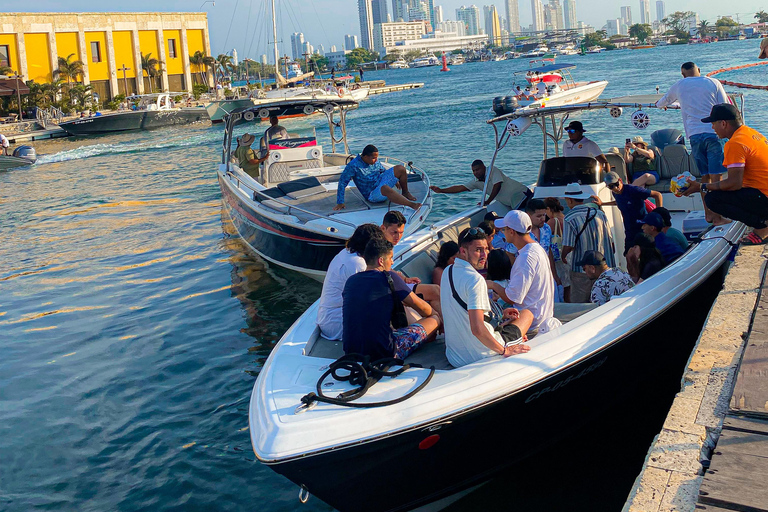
[586,45,606,54]
[524,58,560,85]
[0,145,36,170]
[449,53,465,65]
[388,59,409,69]
[492,62,608,114]
[58,93,208,135]
[248,93,746,511]
[217,98,433,280]
[521,43,550,58]
[555,44,580,55]
[410,56,440,68]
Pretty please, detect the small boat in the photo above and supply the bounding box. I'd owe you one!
[554,44,580,55]
[59,93,208,135]
[409,56,440,68]
[521,43,550,58]
[524,58,560,85]
[248,92,746,512]
[388,59,409,69]
[449,53,465,65]
[0,145,36,170]
[586,45,606,54]
[217,98,433,279]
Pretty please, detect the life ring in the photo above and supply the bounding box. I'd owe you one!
[337,87,345,98]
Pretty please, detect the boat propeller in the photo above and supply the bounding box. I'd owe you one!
[631,110,650,129]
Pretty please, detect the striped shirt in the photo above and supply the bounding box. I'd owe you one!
[563,203,615,272]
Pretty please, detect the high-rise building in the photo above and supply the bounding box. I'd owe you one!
[456,5,481,35]
[655,0,665,22]
[434,5,444,23]
[438,20,467,35]
[547,0,564,30]
[317,44,325,55]
[358,0,375,49]
[260,54,268,66]
[605,18,620,36]
[344,34,359,50]
[302,41,314,57]
[425,0,436,31]
[484,5,502,44]
[291,32,304,60]
[371,0,389,24]
[639,0,650,24]
[620,6,632,26]
[531,0,545,32]
[563,0,576,29]
[330,44,338,52]
[504,0,520,33]
[231,48,238,67]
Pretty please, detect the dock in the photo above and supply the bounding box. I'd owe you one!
[7,126,68,144]
[368,82,424,95]
[623,245,768,512]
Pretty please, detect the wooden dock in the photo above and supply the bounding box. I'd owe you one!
[7,126,68,144]
[368,82,424,95]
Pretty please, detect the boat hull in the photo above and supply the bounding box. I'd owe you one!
[0,155,35,170]
[59,108,208,135]
[262,265,726,512]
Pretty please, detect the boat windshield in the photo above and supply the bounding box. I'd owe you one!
[537,157,601,187]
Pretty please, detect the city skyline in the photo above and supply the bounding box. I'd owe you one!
[15,0,768,62]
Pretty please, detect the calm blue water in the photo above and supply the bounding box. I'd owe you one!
[1,39,765,511]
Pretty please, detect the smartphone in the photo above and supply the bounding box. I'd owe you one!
[625,138,631,144]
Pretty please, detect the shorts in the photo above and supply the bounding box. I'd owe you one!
[367,168,399,203]
[690,133,726,176]
[632,170,660,183]
[392,323,428,360]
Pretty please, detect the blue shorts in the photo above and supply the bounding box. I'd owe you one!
[392,323,428,360]
[632,170,660,183]
[367,167,399,203]
[690,133,726,176]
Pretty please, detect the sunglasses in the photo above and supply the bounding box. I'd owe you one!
[458,227,487,244]
[567,128,580,134]
[607,183,619,189]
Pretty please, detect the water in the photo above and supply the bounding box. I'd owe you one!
[1,40,765,511]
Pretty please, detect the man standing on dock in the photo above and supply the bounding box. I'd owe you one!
[0,133,9,156]
[656,61,730,224]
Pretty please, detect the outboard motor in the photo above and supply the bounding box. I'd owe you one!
[12,145,37,164]
[650,129,684,152]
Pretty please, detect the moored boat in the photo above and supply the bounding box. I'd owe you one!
[410,56,440,68]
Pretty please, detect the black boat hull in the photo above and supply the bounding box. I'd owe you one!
[266,265,726,512]
[58,108,208,135]
[219,173,346,276]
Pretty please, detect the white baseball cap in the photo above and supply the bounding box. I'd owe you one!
[494,210,532,234]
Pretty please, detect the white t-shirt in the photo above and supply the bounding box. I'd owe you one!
[440,258,503,368]
[563,136,602,158]
[656,76,729,138]
[316,248,366,340]
[463,166,519,208]
[504,242,561,334]
[0,134,8,148]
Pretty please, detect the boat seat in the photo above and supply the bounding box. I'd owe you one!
[604,153,628,183]
[266,158,322,185]
[552,302,599,323]
[439,219,473,243]
[308,335,453,370]
[648,145,700,192]
[277,176,325,199]
[399,251,438,285]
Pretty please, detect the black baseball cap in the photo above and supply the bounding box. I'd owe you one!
[565,121,586,132]
[701,103,741,123]
[575,250,606,267]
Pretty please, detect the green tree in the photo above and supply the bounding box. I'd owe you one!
[345,47,378,68]
[40,79,64,108]
[69,84,94,109]
[141,52,164,93]
[310,53,329,71]
[698,20,710,38]
[53,53,84,86]
[629,23,653,43]
[755,10,768,23]
[189,50,215,85]
[583,31,606,47]
[215,54,235,83]
[715,17,739,38]
[0,65,14,75]
[402,49,423,62]
[663,11,695,41]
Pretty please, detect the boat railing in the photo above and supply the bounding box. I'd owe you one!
[224,169,359,230]
[378,156,432,226]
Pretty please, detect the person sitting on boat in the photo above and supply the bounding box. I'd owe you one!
[623,136,659,187]
[577,250,634,306]
[562,121,609,174]
[560,183,616,303]
[317,224,384,340]
[682,104,768,246]
[440,227,533,367]
[640,212,685,264]
[486,249,513,309]
[234,133,270,178]
[342,237,440,360]
[429,160,517,208]
[335,145,421,211]
[486,210,562,335]
[535,81,548,98]
[626,232,665,283]
[261,116,289,149]
[433,241,459,285]
[653,207,689,251]
[592,171,663,254]
[544,197,570,302]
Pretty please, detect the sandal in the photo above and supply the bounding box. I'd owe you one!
[740,232,768,246]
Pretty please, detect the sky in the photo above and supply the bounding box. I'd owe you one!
[16,0,768,61]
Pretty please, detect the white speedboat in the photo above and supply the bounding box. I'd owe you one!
[388,59,409,69]
[248,93,747,511]
[492,62,608,114]
[522,43,550,58]
[586,45,606,54]
[449,53,465,65]
[217,98,432,280]
[555,44,580,55]
[410,56,440,68]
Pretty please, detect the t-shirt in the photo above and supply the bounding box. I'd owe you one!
[654,232,684,264]
[509,222,553,257]
[563,203,616,272]
[234,145,260,177]
[563,136,603,158]
[590,267,634,306]
[337,155,387,204]
[504,243,561,334]
[640,255,665,281]
[613,185,650,247]
[655,76,729,138]
[342,270,411,359]
[440,258,503,367]
[261,125,289,148]
[317,249,367,340]
[722,125,768,197]
[0,134,8,148]
[665,228,688,251]
[463,167,519,207]
[632,152,656,173]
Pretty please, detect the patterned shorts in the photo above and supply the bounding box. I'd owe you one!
[392,323,428,360]
[367,167,399,203]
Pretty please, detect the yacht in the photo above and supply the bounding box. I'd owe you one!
[248,92,746,511]
[586,45,606,54]
[449,53,465,65]
[409,56,440,68]
[555,44,580,55]
[522,43,550,58]
[388,59,409,69]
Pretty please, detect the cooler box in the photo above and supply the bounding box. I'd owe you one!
[682,211,709,241]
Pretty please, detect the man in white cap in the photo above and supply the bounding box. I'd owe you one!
[487,210,561,335]
[234,133,269,179]
[560,183,615,303]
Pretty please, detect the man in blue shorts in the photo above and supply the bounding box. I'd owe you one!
[592,171,663,254]
[334,144,421,211]
[342,237,440,360]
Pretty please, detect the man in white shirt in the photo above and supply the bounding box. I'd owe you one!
[487,210,562,334]
[441,227,533,368]
[562,121,609,174]
[656,61,730,223]
[429,160,522,208]
[0,133,9,156]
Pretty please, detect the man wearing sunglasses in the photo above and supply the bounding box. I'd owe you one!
[591,171,663,254]
[562,121,610,174]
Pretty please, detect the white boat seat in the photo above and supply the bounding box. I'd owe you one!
[399,251,438,285]
[277,176,326,199]
[439,219,473,243]
[266,158,322,184]
[553,302,599,323]
[649,145,700,192]
[605,153,628,183]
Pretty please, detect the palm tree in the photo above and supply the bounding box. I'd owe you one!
[698,20,710,38]
[215,54,235,83]
[53,53,84,86]
[40,79,64,108]
[189,50,215,85]
[69,84,94,109]
[755,10,768,23]
[141,52,164,93]
[0,65,14,76]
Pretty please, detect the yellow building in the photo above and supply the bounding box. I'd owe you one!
[0,12,213,100]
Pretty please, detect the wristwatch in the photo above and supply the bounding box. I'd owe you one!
[701,183,709,193]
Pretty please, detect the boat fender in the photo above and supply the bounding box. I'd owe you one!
[243,111,255,121]
[631,110,650,130]
[258,108,270,119]
[302,104,314,116]
[609,106,623,118]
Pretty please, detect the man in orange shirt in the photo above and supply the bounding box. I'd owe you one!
[684,103,768,245]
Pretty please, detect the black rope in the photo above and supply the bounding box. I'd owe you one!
[300,354,435,408]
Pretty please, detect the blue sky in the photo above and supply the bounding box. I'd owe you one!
[16,0,768,60]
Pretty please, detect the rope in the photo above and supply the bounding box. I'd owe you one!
[299,353,435,409]
[705,62,768,90]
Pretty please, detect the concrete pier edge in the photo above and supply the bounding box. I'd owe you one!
[623,245,768,512]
